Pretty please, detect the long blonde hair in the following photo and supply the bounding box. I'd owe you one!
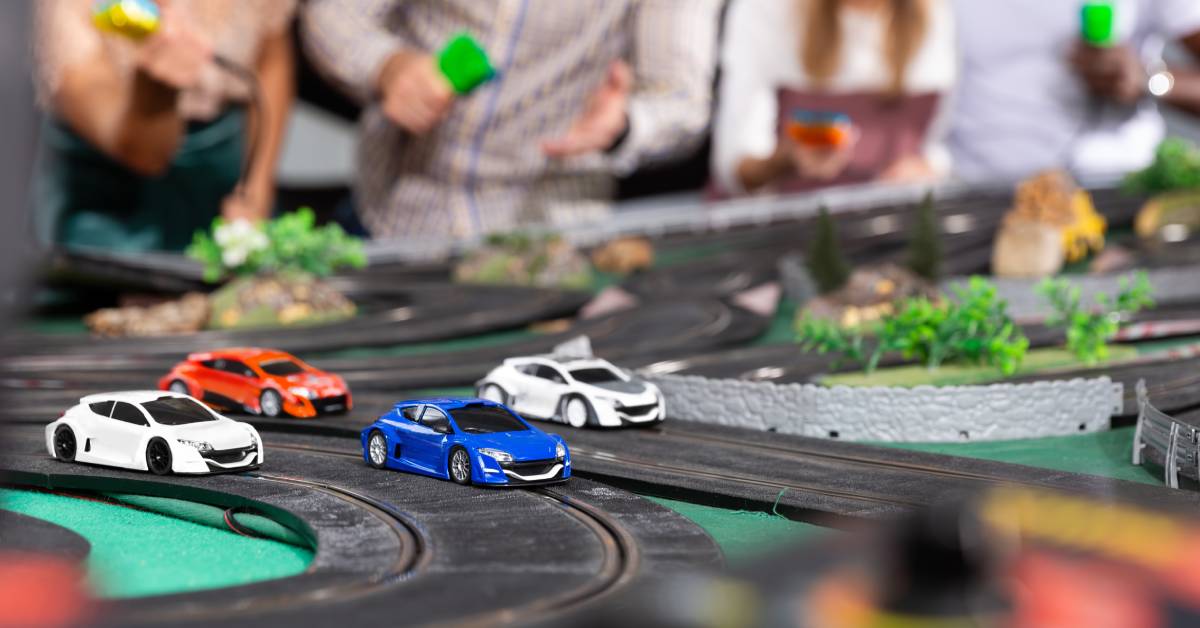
[801,0,930,95]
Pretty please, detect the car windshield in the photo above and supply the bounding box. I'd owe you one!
[142,396,219,426]
[570,367,622,384]
[259,359,305,376]
[449,406,529,434]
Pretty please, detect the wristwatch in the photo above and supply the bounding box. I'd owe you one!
[1148,61,1175,98]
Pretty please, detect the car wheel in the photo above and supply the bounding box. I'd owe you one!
[448,447,472,485]
[146,438,173,475]
[562,396,591,429]
[53,425,77,462]
[260,389,284,418]
[367,431,388,469]
[168,380,190,396]
[478,384,508,405]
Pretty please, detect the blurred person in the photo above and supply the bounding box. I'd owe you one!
[712,0,956,195]
[33,0,296,252]
[302,0,720,239]
[949,0,1200,182]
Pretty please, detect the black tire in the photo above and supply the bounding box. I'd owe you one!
[366,430,388,469]
[559,395,594,429]
[448,447,472,485]
[168,380,191,396]
[260,389,284,418]
[53,425,77,462]
[477,383,509,406]
[146,438,173,475]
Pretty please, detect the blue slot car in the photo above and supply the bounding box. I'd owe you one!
[361,397,571,486]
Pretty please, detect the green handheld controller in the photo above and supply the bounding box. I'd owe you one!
[438,33,496,94]
[1081,1,1116,47]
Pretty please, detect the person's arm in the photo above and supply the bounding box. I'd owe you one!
[301,0,409,103]
[541,0,721,170]
[302,0,452,133]
[1071,2,1200,114]
[711,0,796,194]
[45,3,211,176]
[1159,31,1200,117]
[222,28,295,221]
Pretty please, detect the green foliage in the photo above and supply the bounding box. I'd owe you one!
[805,206,850,294]
[1124,138,1200,195]
[795,277,1028,376]
[1037,272,1155,365]
[906,191,942,280]
[187,207,366,283]
[795,315,869,371]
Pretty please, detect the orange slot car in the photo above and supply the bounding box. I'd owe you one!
[159,348,352,418]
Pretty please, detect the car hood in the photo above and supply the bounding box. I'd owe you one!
[466,430,559,460]
[163,421,254,450]
[583,379,648,395]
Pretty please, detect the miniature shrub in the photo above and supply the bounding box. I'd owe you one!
[1037,272,1154,365]
[188,207,366,282]
[796,277,1028,375]
[1125,138,1200,195]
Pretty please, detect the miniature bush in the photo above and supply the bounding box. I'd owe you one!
[805,206,850,294]
[1037,272,1154,365]
[188,207,367,282]
[796,277,1028,375]
[1125,138,1200,195]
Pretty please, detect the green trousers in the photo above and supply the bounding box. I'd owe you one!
[34,110,245,253]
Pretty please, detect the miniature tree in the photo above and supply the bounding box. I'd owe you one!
[906,191,942,281]
[806,206,850,294]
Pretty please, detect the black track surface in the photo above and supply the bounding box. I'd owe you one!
[0,509,91,562]
[0,425,721,627]
[0,297,768,394]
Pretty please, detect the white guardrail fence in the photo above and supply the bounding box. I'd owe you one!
[1132,379,1200,489]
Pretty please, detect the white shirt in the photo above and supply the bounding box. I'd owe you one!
[713,0,958,194]
[948,0,1200,182]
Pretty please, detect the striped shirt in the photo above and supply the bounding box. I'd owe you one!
[302,0,720,239]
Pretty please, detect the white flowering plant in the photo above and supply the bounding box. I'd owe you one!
[188,207,367,282]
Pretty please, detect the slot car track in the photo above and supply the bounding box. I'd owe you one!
[7,183,1200,626]
[0,424,721,628]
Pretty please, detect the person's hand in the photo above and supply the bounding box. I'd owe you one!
[377,50,455,135]
[785,126,858,182]
[542,60,632,158]
[133,3,212,91]
[1069,42,1147,105]
[220,186,272,223]
[880,154,935,183]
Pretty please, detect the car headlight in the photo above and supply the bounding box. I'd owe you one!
[555,442,567,460]
[289,386,314,399]
[177,439,213,453]
[478,448,512,463]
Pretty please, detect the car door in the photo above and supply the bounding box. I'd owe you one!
[507,364,540,415]
[76,400,115,464]
[528,364,571,419]
[222,359,262,408]
[410,406,453,473]
[200,359,242,407]
[93,401,152,468]
[387,405,426,471]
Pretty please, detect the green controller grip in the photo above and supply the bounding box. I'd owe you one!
[438,33,496,94]
[1081,1,1116,47]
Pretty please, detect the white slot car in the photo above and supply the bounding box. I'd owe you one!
[476,356,664,428]
[46,391,263,475]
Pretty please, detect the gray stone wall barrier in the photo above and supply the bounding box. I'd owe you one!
[646,373,1124,442]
